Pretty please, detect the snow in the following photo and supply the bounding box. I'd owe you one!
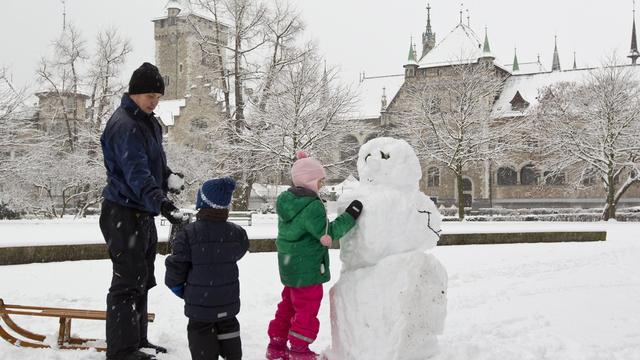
[418,23,508,72]
[0,222,639,359]
[492,65,640,118]
[154,99,185,127]
[0,218,611,248]
[330,137,447,358]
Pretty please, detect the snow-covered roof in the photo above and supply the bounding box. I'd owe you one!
[419,23,481,68]
[493,68,593,118]
[348,73,405,119]
[155,98,185,126]
[504,61,548,75]
[418,22,510,76]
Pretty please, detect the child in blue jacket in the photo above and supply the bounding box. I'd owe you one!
[165,177,249,360]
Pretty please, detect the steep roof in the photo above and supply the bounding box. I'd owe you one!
[418,23,483,68]
[418,22,509,75]
[489,67,640,118]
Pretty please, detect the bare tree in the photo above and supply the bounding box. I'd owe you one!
[256,1,309,112]
[87,29,132,134]
[221,51,359,208]
[394,60,509,219]
[11,26,132,217]
[194,0,269,124]
[0,68,37,211]
[36,24,88,152]
[533,60,640,220]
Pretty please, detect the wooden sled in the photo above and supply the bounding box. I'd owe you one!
[0,298,155,351]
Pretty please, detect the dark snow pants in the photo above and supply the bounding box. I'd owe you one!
[100,200,158,359]
[187,317,242,360]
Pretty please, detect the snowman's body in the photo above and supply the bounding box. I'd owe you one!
[328,137,447,360]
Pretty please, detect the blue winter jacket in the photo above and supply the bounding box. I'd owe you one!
[165,209,250,322]
[101,94,170,215]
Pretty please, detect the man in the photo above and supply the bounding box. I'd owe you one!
[100,62,185,360]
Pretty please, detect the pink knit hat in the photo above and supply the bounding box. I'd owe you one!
[291,151,326,192]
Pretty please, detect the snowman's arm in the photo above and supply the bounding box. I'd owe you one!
[302,200,356,243]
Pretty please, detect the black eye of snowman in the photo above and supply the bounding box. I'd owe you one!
[380,151,390,160]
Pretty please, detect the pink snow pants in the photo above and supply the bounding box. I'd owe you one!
[268,284,323,346]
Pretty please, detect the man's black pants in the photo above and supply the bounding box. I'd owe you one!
[187,317,242,360]
[100,200,158,359]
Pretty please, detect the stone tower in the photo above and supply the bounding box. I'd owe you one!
[420,3,436,60]
[153,0,230,149]
[153,0,228,100]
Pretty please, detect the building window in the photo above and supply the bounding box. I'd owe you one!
[510,90,530,111]
[190,118,209,131]
[497,166,517,185]
[544,171,566,185]
[179,63,183,73]
[164,75,170,86]
[520,164,539,185]
[427,167,440,187]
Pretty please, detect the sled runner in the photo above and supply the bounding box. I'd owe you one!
[0,298,155,351]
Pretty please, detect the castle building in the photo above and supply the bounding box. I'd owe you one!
[348,4,640,209]
[153,0,229,150]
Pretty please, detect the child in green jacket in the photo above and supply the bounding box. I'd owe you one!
[266,151,363,360]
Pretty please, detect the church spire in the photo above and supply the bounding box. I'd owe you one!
[630,0,640,64]
[407,37,417,63]
[404,37,419,78]
[512,47,520,72]
[573,51,577,70]
[482,26,491,53]
[552,35,561,71]
[421,3,436,59]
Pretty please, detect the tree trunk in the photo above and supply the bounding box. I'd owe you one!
[456,171,465,220]
[603,177,616,221]
[231,178,254,211]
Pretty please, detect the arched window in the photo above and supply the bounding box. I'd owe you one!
[544,171,566,185]
[497,166,517,185]
[427,167,440,187]
[520,164,539,185]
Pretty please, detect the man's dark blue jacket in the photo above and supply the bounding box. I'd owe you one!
[165,209,250,322]
[101,94,169,215]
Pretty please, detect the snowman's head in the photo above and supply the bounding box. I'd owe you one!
[357,137,422,188]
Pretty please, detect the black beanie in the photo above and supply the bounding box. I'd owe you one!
[129,62,165,95]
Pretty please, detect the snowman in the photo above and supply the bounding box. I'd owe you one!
[327,137,447,360]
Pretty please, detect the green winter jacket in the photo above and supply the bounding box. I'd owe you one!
[276,187,356,287]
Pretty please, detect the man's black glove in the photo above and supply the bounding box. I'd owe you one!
[167,172,185,194]
[161,200,184,224]
[345,200,363,220]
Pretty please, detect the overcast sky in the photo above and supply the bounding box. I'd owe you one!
[0,0,634,90]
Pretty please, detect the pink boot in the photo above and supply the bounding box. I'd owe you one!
[266,338,289,360]
[288,344,320,360]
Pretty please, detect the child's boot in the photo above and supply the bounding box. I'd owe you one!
[288,343,320,360]
[266,337,289,360]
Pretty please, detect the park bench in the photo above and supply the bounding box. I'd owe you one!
[0,298,154,351]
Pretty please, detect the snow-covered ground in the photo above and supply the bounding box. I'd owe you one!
[0,217,608,248]
[0,222,638,359]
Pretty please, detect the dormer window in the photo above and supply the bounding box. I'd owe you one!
[510,90,529,111]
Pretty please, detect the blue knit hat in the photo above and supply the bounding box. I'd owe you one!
[196,177,236,209]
